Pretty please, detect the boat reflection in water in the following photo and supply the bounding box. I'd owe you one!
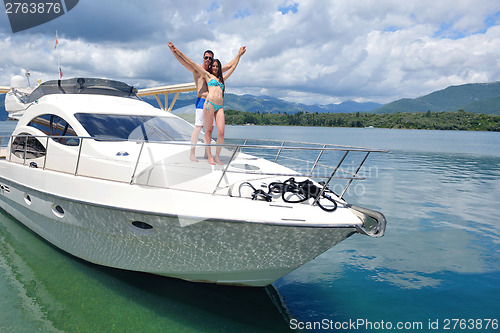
[0,209,292,332]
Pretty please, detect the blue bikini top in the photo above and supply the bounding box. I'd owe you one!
[208,79,224,91]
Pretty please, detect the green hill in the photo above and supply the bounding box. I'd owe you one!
[374,82,500,114]
[457,95,500,114]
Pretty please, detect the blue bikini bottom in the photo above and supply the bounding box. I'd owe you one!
[206,99,223,112]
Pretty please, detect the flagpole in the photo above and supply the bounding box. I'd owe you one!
[54,30,62,78]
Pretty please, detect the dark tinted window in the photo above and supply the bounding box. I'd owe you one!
[74,113,193,142]
[28,114,79,146]
[11,133,46,159]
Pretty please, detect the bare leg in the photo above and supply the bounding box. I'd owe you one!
[204,103,216,165]
[214,108,225,165]
[190,125,203,162]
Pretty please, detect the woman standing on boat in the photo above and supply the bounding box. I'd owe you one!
[168,41,245,165]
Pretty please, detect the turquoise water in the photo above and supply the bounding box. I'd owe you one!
[228,126,500,332]
[1,121,499,332]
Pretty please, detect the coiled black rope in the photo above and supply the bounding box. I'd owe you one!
[241,177,337,212]
[239,182,273,202]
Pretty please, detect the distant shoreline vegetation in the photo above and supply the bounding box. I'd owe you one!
[223,109,500,132]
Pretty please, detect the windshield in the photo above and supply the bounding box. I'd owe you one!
[74,113,195,142]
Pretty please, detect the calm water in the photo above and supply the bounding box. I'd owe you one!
[1,121,499,332]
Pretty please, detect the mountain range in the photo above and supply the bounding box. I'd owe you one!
[373,81,500,115]
[2,81,500,120]
[154,81,500,115]
[143,92,382,115]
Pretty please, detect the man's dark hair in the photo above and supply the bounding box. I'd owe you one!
[204,50,214,57]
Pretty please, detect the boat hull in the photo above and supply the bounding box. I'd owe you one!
[0,176,356,287]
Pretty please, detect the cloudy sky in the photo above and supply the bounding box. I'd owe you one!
[1,0,499,105]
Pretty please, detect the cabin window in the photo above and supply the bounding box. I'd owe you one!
[11,133,46,160]
[74,113,194,142]
[28,114,80,146]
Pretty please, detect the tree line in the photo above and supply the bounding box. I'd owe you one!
[224,109,500,131]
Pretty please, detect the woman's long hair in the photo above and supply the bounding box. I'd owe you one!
[212,59,225,96]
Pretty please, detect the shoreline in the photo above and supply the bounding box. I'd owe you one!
[222,109,500,132]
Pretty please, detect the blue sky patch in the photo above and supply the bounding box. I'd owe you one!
[433,20,467,40]
[484,11,500,30]
[208,1,220,12]
[279,3,298,15]
[234,8,251,19]
[384,26,400,32]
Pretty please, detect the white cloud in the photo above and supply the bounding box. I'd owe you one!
[1,0,499,105]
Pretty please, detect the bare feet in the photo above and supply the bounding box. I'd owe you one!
[207,156,216,165]
[215,157,224,165]
[190,154,199,162]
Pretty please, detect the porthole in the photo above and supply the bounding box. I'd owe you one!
[129,221,155,235]
[51,204,65,218]
[132,221,153,229]
[24,193,32,205]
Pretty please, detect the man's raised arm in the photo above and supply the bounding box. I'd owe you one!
[222,46,246,73]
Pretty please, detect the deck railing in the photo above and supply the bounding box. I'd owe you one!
[217,138,388,199]
[0,135,387,199]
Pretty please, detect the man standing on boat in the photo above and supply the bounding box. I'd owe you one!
[169,45,246,161]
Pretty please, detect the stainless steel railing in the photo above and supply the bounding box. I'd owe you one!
[217,138,387,199]
[0,135,387,199]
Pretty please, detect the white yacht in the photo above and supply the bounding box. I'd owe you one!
[0,77,386,287]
